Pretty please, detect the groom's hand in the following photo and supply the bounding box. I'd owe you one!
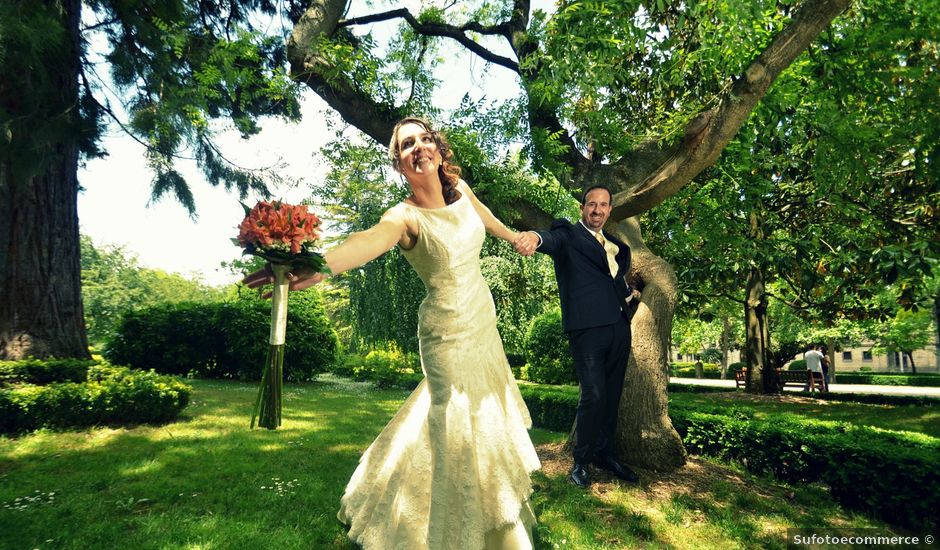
[513,231,540,257]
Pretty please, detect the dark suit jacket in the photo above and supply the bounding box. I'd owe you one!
[536,219,633,332]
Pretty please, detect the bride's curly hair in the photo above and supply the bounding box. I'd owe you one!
[389,117,462,205]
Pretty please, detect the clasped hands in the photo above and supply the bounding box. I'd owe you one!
[512,231,540,257]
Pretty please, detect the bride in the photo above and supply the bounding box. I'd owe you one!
[245,117,540,548]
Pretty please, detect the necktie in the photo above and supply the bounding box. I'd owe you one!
[596,231,618,277]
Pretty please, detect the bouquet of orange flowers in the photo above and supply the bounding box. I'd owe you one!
[236,200,328,429]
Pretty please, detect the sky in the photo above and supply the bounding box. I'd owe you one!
[77,3,539,287]
[78,92,334,286]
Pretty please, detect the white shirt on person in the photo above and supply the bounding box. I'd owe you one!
[804,349,824,373]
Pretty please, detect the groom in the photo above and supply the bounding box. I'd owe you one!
[515,185,639,487]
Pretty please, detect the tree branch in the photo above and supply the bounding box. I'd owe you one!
[287,0,402,145]
[338,8,521,72]
[608,0,854,221]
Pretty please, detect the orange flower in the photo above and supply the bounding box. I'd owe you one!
[237,201,322,254]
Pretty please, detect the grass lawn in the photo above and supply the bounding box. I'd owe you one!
[1,377,920,549]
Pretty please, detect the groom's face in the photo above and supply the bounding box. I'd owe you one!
[580,188,612,231]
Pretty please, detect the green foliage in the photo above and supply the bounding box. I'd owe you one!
[84,1,304,210]
[81,234,224,345]
[0,364,191,434]
[644,0,940,337]
[479,241,558,355]
[666,382,733,394]
[0,2,103,179]
[519,382,939,530]
[672,316,722,356]
[671,408,939,531]
[338,345,423,390]
[787,359,807,371]
[670,362,721,379]
[522,308,577,385]
[105,292,339,381]
[833,373,940,387]
[517,383,579,432]
[0,358,96,386]
[312,139,422,353]
[528,0,787,162]
[802,390,940,407]
[869,308,935,358]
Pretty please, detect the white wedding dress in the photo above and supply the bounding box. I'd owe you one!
[337,193,541,549]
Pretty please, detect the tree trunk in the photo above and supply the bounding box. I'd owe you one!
[826,336,837,384]
[610,217,687,471]
[720,314,731,379]
[0,0,90,360]
[906,352,917,374]
[744,266,776,393]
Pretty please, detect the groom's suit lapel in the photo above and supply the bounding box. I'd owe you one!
[573,222,610,272]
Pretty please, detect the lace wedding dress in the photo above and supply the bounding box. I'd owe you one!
[337,193,541,549]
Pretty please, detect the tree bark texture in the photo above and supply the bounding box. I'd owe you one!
[610,218,686,471]
[720,315,731,379]
[0,0,90,359]
[743,266,776,393]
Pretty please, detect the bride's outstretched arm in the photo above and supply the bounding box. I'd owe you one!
[458,180,521,245]
[243,212,409,293]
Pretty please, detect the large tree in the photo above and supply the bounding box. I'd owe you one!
[1,0,305,359]
[643,0,939,393]
[2,0,856,470]
[285,0,855,469]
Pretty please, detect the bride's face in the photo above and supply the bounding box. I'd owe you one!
[396,123,442,179]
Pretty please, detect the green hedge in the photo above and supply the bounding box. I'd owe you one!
[522,308,577,385]
[670,361,722,379]
[106,293,339,381]
[0,358,96,385]
[516,383,938,531]
[671,409,938,531]
[0,364,191,434]
[834,373,940,387]
[518,383,579,432]
[787,359,807,371]
[335,347,423,390]
[807,391,940,407]
[667,383,732,394]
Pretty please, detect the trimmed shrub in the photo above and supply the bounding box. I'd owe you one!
[808,391,939,407]
[787,359,807,371]
[670,408,939,531]
[523,308,576,385]
[834,373,940,387]
[106,292,339,381]
[106,302,217,376]
[515,383,938,531]
[351,346,422,390]
[667,382,731,394]
[0,358,96,385]
[670,361,721,379]
[518,383,579,432]
[0,365,191,434]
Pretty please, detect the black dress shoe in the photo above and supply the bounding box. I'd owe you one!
[592,455,639,483]
[570,463,591,487]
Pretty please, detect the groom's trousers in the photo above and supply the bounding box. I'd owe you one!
[567,316,630,465]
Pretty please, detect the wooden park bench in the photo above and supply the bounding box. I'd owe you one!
[734,368,825,392]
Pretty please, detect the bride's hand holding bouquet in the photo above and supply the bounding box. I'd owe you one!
[236,200,330,429]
